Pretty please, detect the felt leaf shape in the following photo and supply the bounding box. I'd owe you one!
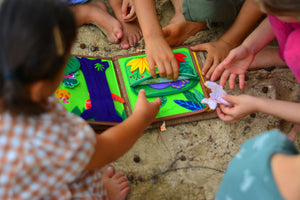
[194,89,205,105]
[126,57,149,75]
[179,62,194,74]
[174,100,204,111]
[183,90,201,104]
[65,57,81,75]
[159,96,167,108]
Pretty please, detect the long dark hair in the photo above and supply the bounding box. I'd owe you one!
[256,0,300,18]
[0,0,77,115]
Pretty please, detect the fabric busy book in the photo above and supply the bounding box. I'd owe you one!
[55,47,216,130]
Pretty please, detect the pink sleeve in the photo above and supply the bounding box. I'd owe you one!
[284,29,300,83]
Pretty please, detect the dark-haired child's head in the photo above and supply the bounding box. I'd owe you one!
[254,0,300,22]
[0,0,77,115]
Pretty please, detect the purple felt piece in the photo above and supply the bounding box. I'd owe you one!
[148,82,170,89]
[148,79,190,90]
[170,79,190,89]
[78,57,122,122]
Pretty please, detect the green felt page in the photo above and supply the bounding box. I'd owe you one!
[56,57,126,120]
[118,47,207,118]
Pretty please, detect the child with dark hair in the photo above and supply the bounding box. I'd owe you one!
[211,0,300,199]
[0,0,161,199]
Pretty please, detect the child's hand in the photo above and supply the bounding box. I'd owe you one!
[133,89,161,121]
[146,37,179,80]
[191,39,233,80]
[121,0,136,22]
[211,45,255,90]
[216,94,257,123]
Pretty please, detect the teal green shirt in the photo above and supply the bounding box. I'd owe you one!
[215,129,298,200]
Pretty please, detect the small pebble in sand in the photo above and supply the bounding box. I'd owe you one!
[90,45,98,52]
[180,155,186,161]
[79,43,86,49]
[138,176,144,182]
[133,155,141,163]
[262,86,268,93]
[104,46,110,52]
[127,175,134,182]
[250,113,256,118]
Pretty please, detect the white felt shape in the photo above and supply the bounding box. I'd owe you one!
[201,81,231,110]
[201,98,217,110]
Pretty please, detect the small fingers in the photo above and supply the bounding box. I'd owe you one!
[217,106,237,123]
[156,62,166,78]
[172,59,179,80]
[239,74,245,90]
[206,57,219,80]
[121,2,129,16]
[216,107,233,122]
[164,62,173,80]
[123,5,136,21]
[190,43,207,52]
[219,70,230,88]
[211,62,225,81]
[147,58,157,78]
[202,55,213,77]
[229,73,237,89]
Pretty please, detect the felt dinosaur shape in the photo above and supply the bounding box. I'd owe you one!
[201,81,231,110]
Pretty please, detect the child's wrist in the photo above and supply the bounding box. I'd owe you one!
[219,38,236,49]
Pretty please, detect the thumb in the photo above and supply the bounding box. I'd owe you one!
[222,52,236,66]
[221,94,238,104]
[153,97,161,106]
[138,89,147,100]
[190,43,207,52]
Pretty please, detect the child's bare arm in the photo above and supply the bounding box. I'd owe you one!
[191,0,264,79]
[133,0,179,80]
[217,94,300,124]
[84,90,161,170]
[211,18,276,89]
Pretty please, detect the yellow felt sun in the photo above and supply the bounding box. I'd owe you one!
[126,57,150,74]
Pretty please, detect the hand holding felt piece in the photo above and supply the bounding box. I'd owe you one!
[201,81,231,110]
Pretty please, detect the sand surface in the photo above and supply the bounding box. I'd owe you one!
[72,1,300,199]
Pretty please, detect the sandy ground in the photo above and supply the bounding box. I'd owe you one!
[71,0,300,199]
